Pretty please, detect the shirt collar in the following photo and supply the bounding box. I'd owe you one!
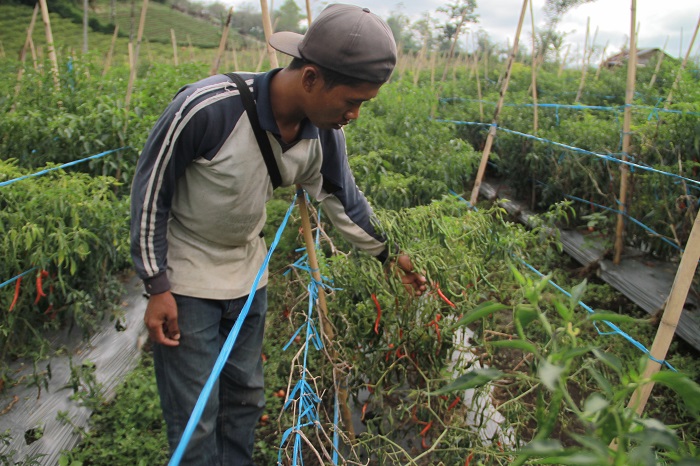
[255,69,319,140]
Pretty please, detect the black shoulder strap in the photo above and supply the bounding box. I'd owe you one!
[225,72,282,189]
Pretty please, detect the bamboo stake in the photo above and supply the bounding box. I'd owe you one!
[82,0,88,54]
[648,36,669,88]
[558,44,570,77]
[626,208,700,415]
[664,14,700,109]
[29,36,38,70]
[529,0,538,134]
[574,17,591,102]
[595,41,609,80]
[102,24,119,77]
[413,39,427,86]
[124,0,148,110]
[260,0,279,69]
[232,44,239,71]
[442,18,466,81]
[475,50,484,121]
[38,0,60,90]
[13,3,39,106]
[305,0,312,24]
[187,34,194,62]
[210,7,233,75]
[613,0,638,265]
[430,51,437,87]
[470,0,529,206]
[255,46,266,72]
[171,28,179,67]
[296,191,355,441]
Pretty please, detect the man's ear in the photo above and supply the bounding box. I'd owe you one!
[301,65,323,93]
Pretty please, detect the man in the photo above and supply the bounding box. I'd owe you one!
[130,4,426,465]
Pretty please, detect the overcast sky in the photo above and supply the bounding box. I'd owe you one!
[222,0,699,61]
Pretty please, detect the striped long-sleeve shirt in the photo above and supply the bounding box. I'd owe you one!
[130,70,388,299]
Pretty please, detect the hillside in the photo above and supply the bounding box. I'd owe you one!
[0,1,226,64]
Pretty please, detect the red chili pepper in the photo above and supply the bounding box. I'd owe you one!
[371,293,381,334]
[426,314,443,346]
[448,396,461,411]
[361,402,368,421]
[421,436,429,449]
[44,304,56,320]
[465,452,474,466]
[9,277,22,312]
[437,288,456,308]
[34,270,49,304]
[420,420,433,437]
[411,406,427,425]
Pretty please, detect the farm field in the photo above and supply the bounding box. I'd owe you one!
[1,0,700,465]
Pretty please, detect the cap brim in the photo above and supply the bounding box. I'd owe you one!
[269,31,304,58]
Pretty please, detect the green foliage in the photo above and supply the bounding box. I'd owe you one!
[346,80,479,208]
[486,270,700,465]
[439,61,700,260]
[0,160,130,359]
[58,353,169,465]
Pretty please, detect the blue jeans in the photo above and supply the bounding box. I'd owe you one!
[153,288,267,466]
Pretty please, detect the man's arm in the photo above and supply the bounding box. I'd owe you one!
[309,129,426,294]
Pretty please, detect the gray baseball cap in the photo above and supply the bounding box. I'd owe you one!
[269,4,397,84]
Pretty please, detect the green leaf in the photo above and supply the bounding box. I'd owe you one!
[490,339,538,354]
[591,349,622,374]
[555,346,594,363]
[652,371,700,417]
[569,279,587,311]
[515,304,538,329]
[517,439,564,456]
[448,301,508,330]
[587,367,613,395]
[538,360,564,390]
[629,418,679,449]
[582,393,609,417]
[510,263,527,286]
[553,299,573,321]
[586,312,646,325]
[535,451,607,465]
[431,368,504,395]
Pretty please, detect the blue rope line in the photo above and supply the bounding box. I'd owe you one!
[278,270,329,464]
[169,193,298,466]
[435,119,700,189]
[0,147,129,188]
[332,391,339,465]
[0,268,38,290]
[532,180,684,254]
[439,98,700,118]
[448,191,677,371]
[517,258,677,372]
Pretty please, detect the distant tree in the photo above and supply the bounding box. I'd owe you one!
[438,0,478,79]
[231,3,264,41]
[204,1,229,28]
[538,0,597,64]
[274,0,303,33]
[412,13,439,53]
[387,12,419,52]
[437,0,478,53]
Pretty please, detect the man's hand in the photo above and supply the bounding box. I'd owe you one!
[396,254,427,296]
[144,291,180,346]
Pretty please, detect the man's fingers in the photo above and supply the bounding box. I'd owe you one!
[166,319,181,342]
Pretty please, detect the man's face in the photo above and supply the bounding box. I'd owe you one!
[305,80,383,130]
